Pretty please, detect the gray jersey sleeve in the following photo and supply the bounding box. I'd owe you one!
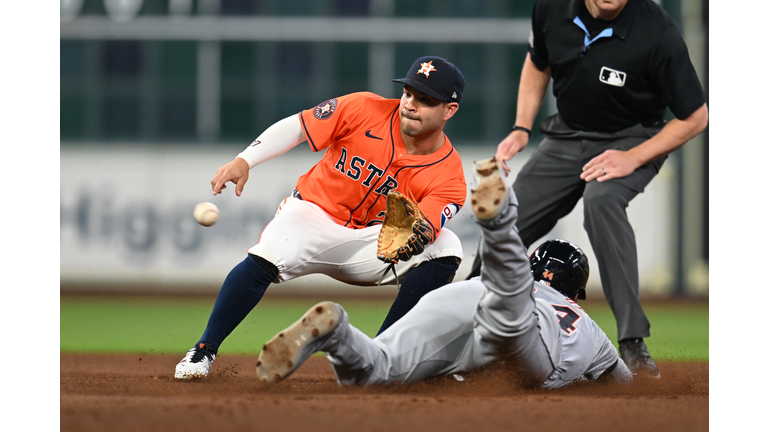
[534,283,623,389]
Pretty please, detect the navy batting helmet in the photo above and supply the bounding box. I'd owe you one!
[529,239,589,301]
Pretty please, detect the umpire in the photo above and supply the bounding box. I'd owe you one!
[467,0,708,378]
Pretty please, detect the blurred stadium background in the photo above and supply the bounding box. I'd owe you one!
[60,0,708,299]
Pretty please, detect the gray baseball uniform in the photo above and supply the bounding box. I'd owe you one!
[314,186,632,388]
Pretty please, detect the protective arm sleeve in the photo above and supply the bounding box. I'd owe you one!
[236,114,306,169]
[609,358,633,385]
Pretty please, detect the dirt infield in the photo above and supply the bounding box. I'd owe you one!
[61,353,707,432]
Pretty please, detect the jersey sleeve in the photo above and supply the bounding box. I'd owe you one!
[298,93,366,153]
[528,0,550,70]
[648,26,707,120]
[413,156,466,239]
[418,183,465,239]
[538,289,624,389]
[581,329,622,381]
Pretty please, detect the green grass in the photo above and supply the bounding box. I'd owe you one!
[60,295,708,362]
[584,301,709,362]
[60,295,392,355]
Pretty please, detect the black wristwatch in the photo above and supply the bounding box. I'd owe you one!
[512,125,532,136]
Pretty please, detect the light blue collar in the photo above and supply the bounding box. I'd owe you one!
[573,16,614,52]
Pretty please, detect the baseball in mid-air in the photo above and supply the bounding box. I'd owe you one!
[193,202,219,227]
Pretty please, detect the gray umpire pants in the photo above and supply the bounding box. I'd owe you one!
[513,115,665,341]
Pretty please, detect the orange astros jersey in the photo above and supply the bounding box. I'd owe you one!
[295,92,466,238]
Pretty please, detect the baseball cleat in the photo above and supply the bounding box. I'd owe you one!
[256,301,342,384]
[619,338,661,379]
[470,157,507,220]
[175,342,217,380]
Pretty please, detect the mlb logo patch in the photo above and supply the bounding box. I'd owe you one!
[599,67,626,87]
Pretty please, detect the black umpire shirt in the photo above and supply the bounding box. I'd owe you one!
[529,0,706,133]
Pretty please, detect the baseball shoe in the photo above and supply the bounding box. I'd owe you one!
[619,338,661,379]
[256,301,342,384]
[174,342,217,380]
[470,157,507,220]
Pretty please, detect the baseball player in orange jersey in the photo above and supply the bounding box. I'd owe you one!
[175,56,468,380]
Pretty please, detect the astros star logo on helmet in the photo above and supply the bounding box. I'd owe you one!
[417,61,437,78]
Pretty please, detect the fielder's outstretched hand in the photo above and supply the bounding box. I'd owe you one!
[211,157,250,196]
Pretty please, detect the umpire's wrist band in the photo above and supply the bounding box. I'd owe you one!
[512,125,532,136]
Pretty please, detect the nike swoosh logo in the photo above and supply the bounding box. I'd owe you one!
[365,130,383,140]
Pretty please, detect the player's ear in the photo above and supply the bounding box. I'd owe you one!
[443,102,459,121]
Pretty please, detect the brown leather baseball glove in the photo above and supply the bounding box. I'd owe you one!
[376,191,434,264]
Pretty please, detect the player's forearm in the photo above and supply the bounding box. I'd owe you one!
[513,54,551,130]
[609,359,633,385]
[626,103,709,166]
[237,114,307,168]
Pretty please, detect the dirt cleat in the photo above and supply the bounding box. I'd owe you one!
[256,301,342,384]
[470,157,508,220]
[619,338,661,379]
[175,342,217,380]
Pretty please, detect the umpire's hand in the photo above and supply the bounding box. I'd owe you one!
[580,149,640,183]
[211,157,251,196]
[495,129,529,175]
